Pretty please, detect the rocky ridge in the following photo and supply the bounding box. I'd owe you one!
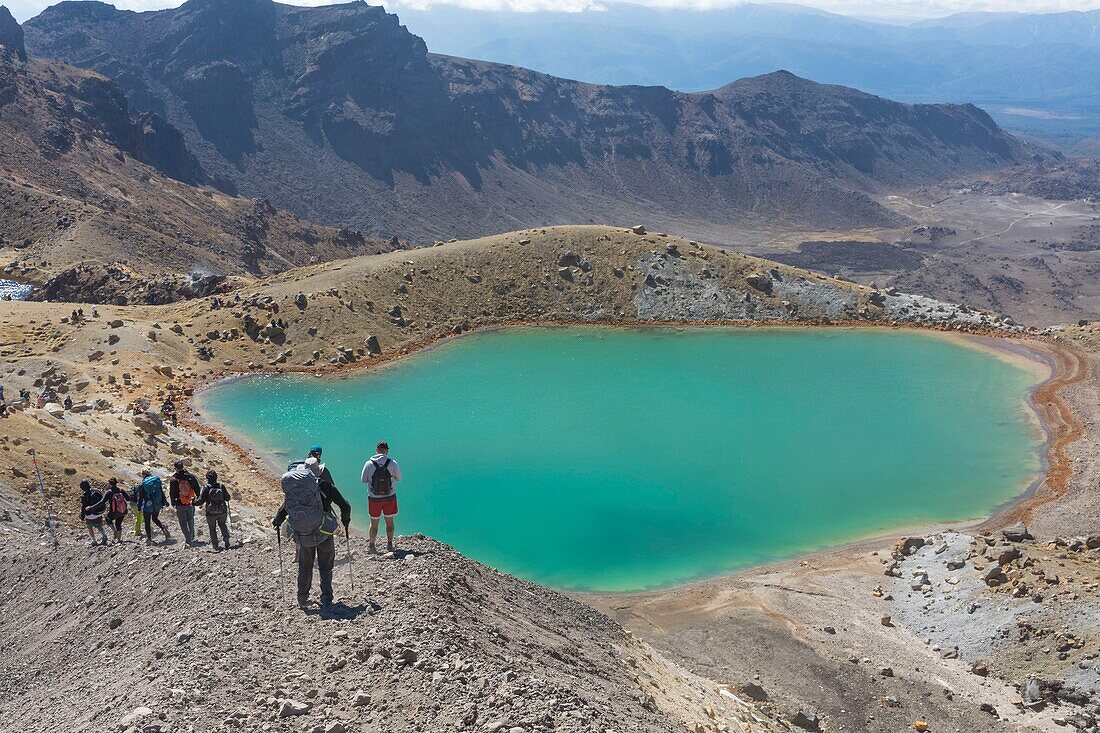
[21,0,1042,241]
[0,530,794,733]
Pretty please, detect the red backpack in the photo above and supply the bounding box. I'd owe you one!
[109,491,128,518]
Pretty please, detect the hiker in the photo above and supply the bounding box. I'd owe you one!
[360,440,403,554]
[162,398,177,424]
[63,395,73,410]
[103,477,130,543]
[130,480,145,539]
[273,456,351,609]
[194,470,231,551]
[139,469,171,545]
[307,444,340,495]
[169,460,201,546]
[79,480,109,546]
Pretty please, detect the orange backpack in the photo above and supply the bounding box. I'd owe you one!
[178,476,197,506]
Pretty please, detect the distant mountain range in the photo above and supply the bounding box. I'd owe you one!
[10,0,1045,244]
[392,2,1100,153]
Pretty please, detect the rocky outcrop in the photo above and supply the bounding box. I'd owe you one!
[0,6,25,63]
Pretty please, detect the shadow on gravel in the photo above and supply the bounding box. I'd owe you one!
[315,601,375,620]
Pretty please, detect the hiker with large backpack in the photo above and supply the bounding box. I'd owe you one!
[169,460,201,546]
[194,470,232,551]
[273,456,351,610]
[103,477,130,543]
[139,468,171,545]
[79,479,109,547]
[360,440,403,554]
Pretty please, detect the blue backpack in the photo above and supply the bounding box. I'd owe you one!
[141,475,164,513]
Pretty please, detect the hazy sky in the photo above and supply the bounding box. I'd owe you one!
[6,0,1100,22]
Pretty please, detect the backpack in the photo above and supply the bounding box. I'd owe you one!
[205,484,228,518]
[281,466,336,548]
[370,458,393,497]
[108,491,128,518]
[177,473,198,506]
[141,476,164,513]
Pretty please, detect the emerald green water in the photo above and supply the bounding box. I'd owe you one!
[199,327,1043,592]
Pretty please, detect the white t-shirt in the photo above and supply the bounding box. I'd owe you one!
[361,453,402,498]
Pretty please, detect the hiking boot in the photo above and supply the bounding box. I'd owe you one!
[297,597,309,611]
[368,543,378,555]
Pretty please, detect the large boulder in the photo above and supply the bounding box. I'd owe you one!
[1002,522,1031,542]
[133,411,167,435]
[745,273,773,294]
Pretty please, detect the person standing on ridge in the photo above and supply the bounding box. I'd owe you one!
[194,470,232,551]
[273,456,351,610]
[79,479,109,547]
[360,440,402,554]
[169,460,201,546]
[139,468,171,545]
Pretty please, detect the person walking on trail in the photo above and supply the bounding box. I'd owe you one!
[79,480,109,546]
[130,479,145,539]
[194,470,232,551]
[360,440,402,554]
[170,460,201,546]
[139,469,171,545]
[103,477,130,543]
[273,457,351,610]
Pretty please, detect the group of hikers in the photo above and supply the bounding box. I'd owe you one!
[77,441,403,610]
[274,442,402,609]
[79,459,234,550]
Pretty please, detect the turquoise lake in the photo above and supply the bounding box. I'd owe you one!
[198,327,1044,592]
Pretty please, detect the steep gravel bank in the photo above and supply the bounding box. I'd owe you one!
[0,531,792,733]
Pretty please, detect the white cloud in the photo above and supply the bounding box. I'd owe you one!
[6,0,1100,23]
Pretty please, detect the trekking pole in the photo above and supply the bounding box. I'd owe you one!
[344,526,355,593]
[276,528,287,605]
[28,449,59,549]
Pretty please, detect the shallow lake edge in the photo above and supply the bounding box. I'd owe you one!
[189,322,1074,594]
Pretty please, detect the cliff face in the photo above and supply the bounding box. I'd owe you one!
[23,0,1042,241]
[0,5,24,62]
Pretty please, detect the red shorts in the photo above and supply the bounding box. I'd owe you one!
[368,496,398,518]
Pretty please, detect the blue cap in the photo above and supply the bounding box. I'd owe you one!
[309,444,322,456]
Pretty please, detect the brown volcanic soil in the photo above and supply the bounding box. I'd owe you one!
[0,530,797,733]
[0,226,1094,733]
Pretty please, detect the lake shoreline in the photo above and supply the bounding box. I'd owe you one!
[188,322,1085,595]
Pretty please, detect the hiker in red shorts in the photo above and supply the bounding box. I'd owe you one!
[360,440,402,554]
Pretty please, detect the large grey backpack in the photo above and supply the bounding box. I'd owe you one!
[281,464,336,547]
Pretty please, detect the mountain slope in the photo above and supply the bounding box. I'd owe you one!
[0,531,794,733]
[0,11,393,303]
[22,0,1040,242]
